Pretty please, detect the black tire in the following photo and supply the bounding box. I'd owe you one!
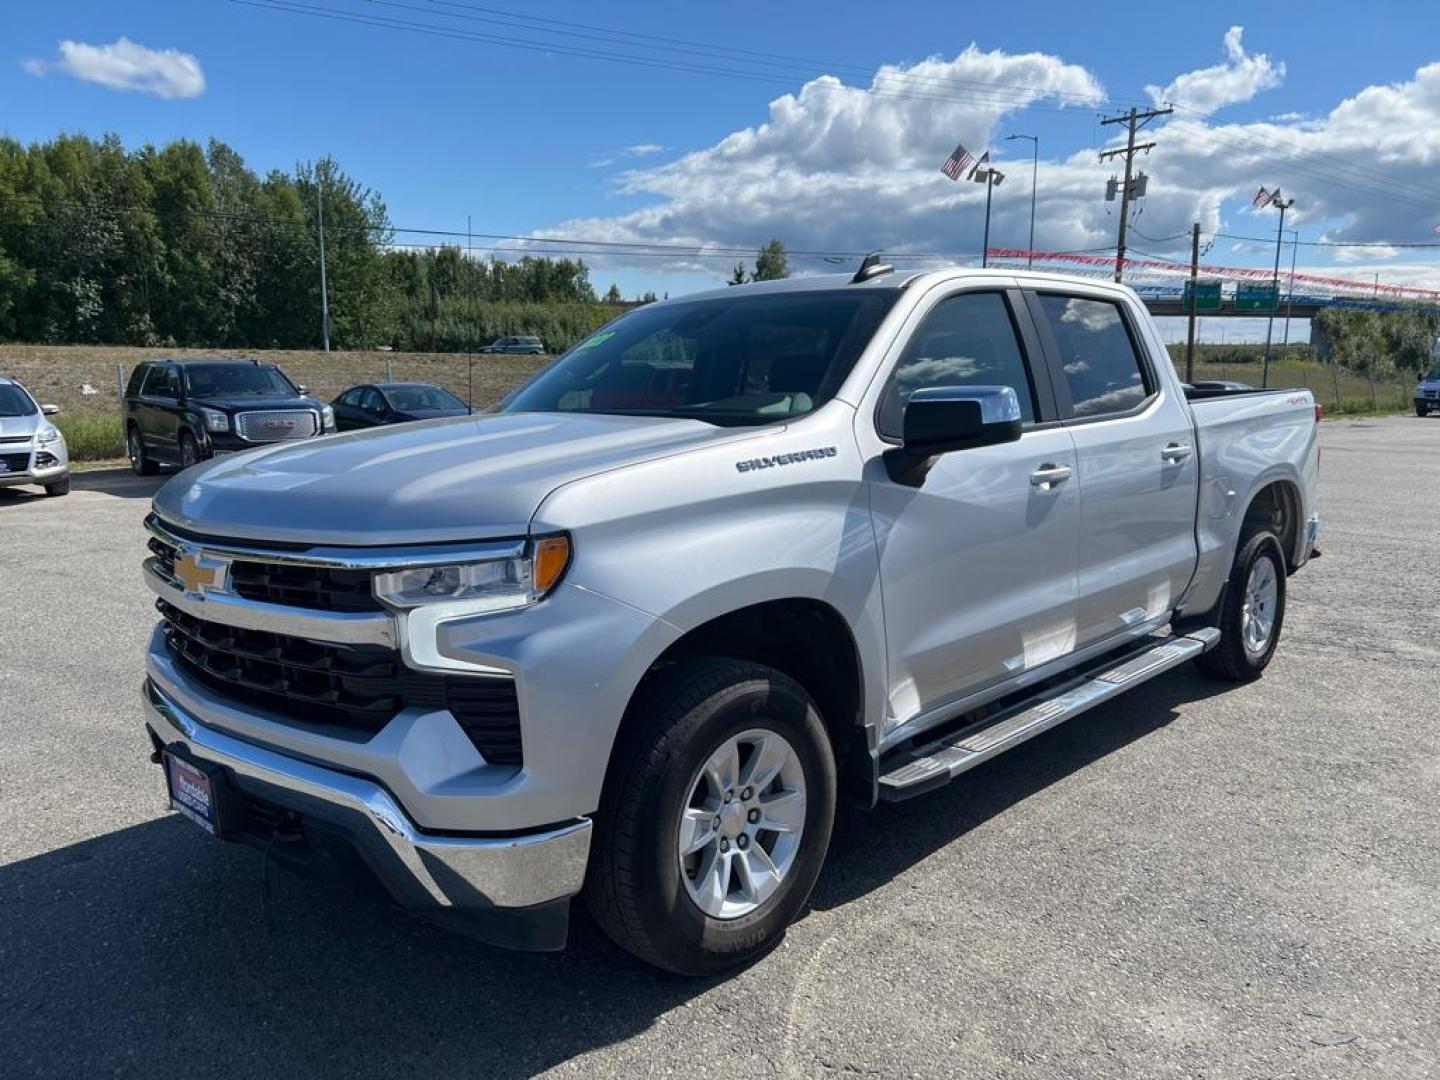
[44,477,70,497]
[1196,530,1287,682]
[586,658,836,976]
[127,426,158,476]
[1418,404,1430,418]
[179,431,201,469]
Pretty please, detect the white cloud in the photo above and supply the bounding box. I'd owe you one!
[533,32,1440,291]
[1145,27,1284,117]
[22,37,205,99]
[626,144,665,157]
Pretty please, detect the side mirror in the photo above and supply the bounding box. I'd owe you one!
[41,404,59,416]
[886,385,1023,485]
[296,384,309,396]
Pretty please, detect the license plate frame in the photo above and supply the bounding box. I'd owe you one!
[163,749,224,835]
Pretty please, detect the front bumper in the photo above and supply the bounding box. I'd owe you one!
[142,677,592,949]
[0,443,68,487]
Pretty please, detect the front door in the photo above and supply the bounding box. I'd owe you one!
[863,287,1080,731]
[1028,291,1201,648]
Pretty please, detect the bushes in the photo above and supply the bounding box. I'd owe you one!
[393,301,626,354]
[56,412,125,462]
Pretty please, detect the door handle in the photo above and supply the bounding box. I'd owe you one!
[1160,442,1192,464]
[1029,463,1072,488]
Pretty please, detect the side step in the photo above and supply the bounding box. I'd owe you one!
[878,628,1219,801]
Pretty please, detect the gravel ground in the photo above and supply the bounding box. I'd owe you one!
[1,416,1436,1079]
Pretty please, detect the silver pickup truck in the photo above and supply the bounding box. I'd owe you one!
[140,266,1320,974]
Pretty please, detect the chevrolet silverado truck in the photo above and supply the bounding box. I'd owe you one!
[124,358,336,473]
[140,264,1320,975]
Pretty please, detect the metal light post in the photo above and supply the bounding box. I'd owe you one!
[1006,134,1038,268]
[317,174,331,353]
[1260,192,1294,388]
[1281,227,1299,353]
[973,164,1005,268]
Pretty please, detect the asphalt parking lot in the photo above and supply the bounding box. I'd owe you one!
[2,415,1437,1079]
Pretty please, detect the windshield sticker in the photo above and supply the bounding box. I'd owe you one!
[736,446,837,473]
[575,330,616,351]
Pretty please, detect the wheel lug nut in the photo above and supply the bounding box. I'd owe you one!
[740,787,753,801]
[724,789,734,803]
[712,815,722,829]
[737,835,749,850]
[720,838,729,852]
[748,808,760,824]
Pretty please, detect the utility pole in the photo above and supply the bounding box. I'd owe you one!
[317,173,331,352]
[1099,105,1172,282]
[1006,134,1038,268]
[1185,222,1200,383]
[1260,192,1294,387]
[1281,227,1298,353]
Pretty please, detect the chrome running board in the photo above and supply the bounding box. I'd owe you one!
[877,628,1220,801]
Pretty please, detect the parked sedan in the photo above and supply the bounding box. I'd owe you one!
[0,376,69,496]
[330,383,472,430]
[478,335,546,355]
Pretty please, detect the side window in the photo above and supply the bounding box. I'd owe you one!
[147,366,179,399]
[878,291,1036,437]
[361,388,386,413]
[339,388,362,407]
[126,366,148,396]
[1036,295,1150,419]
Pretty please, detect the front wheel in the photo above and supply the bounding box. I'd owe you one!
[178,431,201,469]
[44,477,70,497]
[1197,530,1287,682]
[1418,403,1431,418]
[586,659,836,975]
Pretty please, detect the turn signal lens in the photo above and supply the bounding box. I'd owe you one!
[533,535,571,594]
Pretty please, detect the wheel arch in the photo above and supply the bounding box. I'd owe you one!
[609,596,875,805]
[1239,476,1303,572]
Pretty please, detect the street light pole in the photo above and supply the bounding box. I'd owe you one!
[317,173,331,353]
[973,164,1005,268]
[1261,193,1294,388]
[1006,134,1038,268]
[1281,226,1298,353]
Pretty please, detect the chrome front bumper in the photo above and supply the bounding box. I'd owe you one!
[142,678,591,946]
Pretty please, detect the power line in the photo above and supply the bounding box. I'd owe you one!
[1099,105,1172,282]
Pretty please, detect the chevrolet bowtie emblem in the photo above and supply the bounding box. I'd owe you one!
[174,550,222,595]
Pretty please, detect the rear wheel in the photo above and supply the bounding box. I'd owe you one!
[44,477,70,497]
[586,658,836,975]
[1197,530,1287,682]
[1418,403,1431,417]
[127,426,158,476]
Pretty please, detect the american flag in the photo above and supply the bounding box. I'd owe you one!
[1253,186,1274,208]
[941,141,977,181]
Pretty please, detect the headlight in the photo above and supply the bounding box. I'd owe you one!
[199,408,229,433]
[321,404,336,431]
[373,535,570,613]
[37,425,63,446]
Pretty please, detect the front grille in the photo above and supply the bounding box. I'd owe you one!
[148,535,383,613]
[157,600,522,765]
[230,559,381,612]
[235,409,318,442]
[0,435,31,444]
[0,451,31,471]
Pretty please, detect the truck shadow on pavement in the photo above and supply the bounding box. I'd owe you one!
[0,467,167,506]
[1,667,1228,1079]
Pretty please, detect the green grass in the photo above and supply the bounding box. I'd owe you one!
[56,412,126,462]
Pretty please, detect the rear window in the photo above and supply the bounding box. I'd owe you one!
[1036,295,1150,418]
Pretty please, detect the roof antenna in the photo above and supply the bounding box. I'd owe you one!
[851,252,894,283]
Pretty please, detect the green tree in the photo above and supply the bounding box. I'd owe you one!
[728,261,748,286]
[753,238,789,281]
[603,282,623,303]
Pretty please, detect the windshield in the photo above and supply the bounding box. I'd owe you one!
[0,384,39,417]
[1426,364,1440,381]
[385,385,467,412]
[503,289,898,425]
[184,364,298,398]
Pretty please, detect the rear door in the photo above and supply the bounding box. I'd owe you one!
[1027,290,1200,649]
[862,284,1081,728]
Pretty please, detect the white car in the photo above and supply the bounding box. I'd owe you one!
[0,377,70,496]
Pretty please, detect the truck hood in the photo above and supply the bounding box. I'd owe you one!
[152,410,753,545]
[190,394,326,413]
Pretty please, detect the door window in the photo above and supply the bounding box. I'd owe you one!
[878,291,1036,437]
[145,366,180,399]
[361,388,386,414]
[1035,295,1150,418]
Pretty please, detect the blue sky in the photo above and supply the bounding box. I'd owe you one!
[8,1,1440,338]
